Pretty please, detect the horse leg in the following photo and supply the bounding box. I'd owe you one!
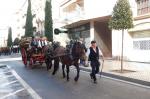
[74,64,80,82]
[49,59,52,69]
[52,58,59,75]
[62,64,66,78]
[66,65,70,81]
[48,59,52,70]
[46,59,49,71]
[46,59,52,71]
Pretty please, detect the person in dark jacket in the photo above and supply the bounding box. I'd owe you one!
[87,40,103,83]
[30,36,35,47]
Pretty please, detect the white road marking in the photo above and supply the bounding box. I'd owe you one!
[1,80,18,87]
[0,65,42,99]
[0,57,21,62]
[0,88,25,99]
[0,71,11,75]
[101,75,150,89]
[8,66,42,99]
[0,75,14,79]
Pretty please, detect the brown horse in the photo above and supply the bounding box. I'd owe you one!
[53,41,86,82]
[45,42,60,75]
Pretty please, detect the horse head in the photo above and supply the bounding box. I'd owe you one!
[72,41,86,60]
[44,42,54,58]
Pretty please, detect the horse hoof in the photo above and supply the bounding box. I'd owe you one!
[63,75,66,78]
[48,68,51,71]
[52,72,55,75]
[67,77,70,81]
[74,77,78,82]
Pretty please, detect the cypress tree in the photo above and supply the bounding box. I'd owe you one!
[7,27,13,47]
[109,0,133,72]
[45,0,53,41]
[25,0,33,37]
[13,37,20,45]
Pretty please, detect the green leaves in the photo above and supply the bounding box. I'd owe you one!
[44,0,53,41]
[109,0,133,30]
[25,0,33,37]
[13,38,20,46]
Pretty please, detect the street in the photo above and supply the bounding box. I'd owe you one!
[0,64,40,99]
[0,57,150,99]
[1,0,150,98]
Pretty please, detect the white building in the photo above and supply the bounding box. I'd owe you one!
[56,0,150,62]
[11,0,46,39]
[11,0,64,38]
[0,27,8,47]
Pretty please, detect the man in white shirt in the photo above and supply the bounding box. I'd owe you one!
[86,40,103,83]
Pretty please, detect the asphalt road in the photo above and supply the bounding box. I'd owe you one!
[1,60,150,99]
[0,65,35,99]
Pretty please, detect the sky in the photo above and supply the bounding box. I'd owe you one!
[0,0,62,29]
[0,0,62,41]
[0,0,24,29]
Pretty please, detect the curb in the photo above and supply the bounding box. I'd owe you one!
[80,67,150,87]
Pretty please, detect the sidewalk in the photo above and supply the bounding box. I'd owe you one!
[0,53,21,59]
[0,54,22,62]
[80,59,150,86]
[0,64,41,99]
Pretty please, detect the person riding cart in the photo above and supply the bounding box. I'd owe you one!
[30,36,38,54]
[30,36,48,54]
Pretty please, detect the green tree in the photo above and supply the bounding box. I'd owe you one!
[7,27,13,47]
[25,0,33,37]
[45,0,53,41]
[109,0,133,72]
[13,37,20,45]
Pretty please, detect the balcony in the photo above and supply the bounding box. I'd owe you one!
[60,0,84,23]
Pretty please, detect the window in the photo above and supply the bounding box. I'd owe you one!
[133,40,150,50]
[137,0,150,15]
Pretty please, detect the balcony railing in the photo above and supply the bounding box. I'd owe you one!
[61,8,85,24]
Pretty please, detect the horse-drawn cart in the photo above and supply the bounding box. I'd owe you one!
[19,37,46,68]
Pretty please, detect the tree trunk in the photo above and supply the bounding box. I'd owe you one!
[121,29,124,72]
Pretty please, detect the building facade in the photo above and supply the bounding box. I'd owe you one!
[0,28,8,47]
[11,0,46,40]
[57,0,150,62]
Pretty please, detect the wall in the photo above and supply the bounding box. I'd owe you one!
[59,0,150,62]
[84,0,117,19]
[112,29,133,59]
[110,0,150,62]
[84,0,137,19]
[129,17,150,62]
[112,28,150,62]
[0,29,8,47]
[94,21,112,57]
[54,33,70,47]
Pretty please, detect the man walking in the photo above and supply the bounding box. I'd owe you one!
[87,40,103,83]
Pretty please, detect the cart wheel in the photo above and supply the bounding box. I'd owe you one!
[21,48,27,67]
